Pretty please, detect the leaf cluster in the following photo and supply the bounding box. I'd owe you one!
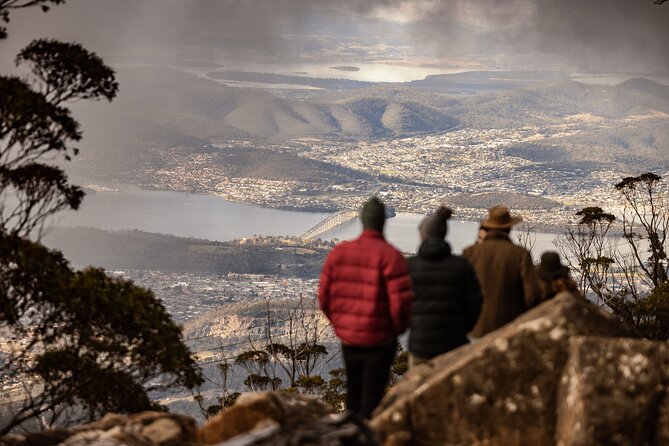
[607,282,669,340]
[0,1,65,39]
[0,234,203,431]
[575,206,615,226]
[17,39,118,103]
[0,1,201,432]
[1,39,119,237]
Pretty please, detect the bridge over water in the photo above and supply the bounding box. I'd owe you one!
[301,210,358,241]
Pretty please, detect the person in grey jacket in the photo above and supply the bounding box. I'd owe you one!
[408,206,482,367]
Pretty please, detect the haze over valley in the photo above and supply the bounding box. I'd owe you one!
[65,66,669,229]
[0,0,664,232]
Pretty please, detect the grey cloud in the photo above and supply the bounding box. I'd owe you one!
[2,0,668,73]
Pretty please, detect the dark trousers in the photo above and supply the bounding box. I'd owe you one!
[341,341,397,419]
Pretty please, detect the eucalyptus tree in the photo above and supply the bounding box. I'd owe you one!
[0,1,202,433]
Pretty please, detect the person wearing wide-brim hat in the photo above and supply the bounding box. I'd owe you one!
[481,204,524,229]
[462,205,541,337]
[537,251,581,301]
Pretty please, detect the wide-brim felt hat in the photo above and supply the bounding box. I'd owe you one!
[481,205,523,229]
[538,251,570,280]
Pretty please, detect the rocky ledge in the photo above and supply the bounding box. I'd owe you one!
[3,294,669,445]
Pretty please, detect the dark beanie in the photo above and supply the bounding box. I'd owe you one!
[360,197,386,231]
[420,206,453,239]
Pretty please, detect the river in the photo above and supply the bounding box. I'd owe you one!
[56,187,561,257]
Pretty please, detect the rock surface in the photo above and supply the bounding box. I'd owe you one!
[0,412,197,446]
[7,294,669,445]
[370,294,630,446]
[556,336,669,446]
[197,391,335,444]
[211,412,378,446]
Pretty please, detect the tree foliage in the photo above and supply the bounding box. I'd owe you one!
[0,1,65,39]
[0,39,118,236]
[556,174,669,340]
[0,1,202,433]
[17,39,118,104]
[615,172,669,289]
[0,234,202,432]
[321,368,347,411]
[607,281,669,340]
[555,206,618,303]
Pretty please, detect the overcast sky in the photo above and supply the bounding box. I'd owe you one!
[2,0,668,74]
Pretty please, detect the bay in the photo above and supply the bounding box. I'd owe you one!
[56,187,561,258]
[55,187,330,242]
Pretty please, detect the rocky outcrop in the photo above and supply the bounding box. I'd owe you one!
[0,412,197,446]
[197,391,334,444]
[203,411,378,446]
[556,336,669,446]
[370,294,630,446]
[0,393,369,446]
[6,294,669,446]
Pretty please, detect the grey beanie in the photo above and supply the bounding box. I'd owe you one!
[419,206,453,239]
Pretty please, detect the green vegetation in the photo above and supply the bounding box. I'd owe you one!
[556,173,669,340]
[448,192,560,211]
[212,146,374,183]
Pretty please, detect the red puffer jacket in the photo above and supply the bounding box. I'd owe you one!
[318,230,414,347]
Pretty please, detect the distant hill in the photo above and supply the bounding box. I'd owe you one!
[616,77,669,101]
[447,78,669,128]
[78,67,669,142]
[71,67,669,181]
[408,70,567,92]
[76,66,460,146]
[211,146,377,183]
[505,119,669,169]
[43,227,329,278]
[448,192,561,210]
[207,70,372,90]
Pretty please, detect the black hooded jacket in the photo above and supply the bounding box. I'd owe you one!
[407,237,482,359]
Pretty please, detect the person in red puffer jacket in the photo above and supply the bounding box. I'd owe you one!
[318,196,413,419]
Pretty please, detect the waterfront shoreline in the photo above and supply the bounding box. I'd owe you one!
[97,181,575,235]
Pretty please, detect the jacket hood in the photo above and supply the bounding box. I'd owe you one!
[418,237,452,261]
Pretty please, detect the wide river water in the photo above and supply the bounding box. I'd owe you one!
[57,187,561,257]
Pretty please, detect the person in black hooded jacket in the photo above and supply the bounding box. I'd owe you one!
[407,206,483,367]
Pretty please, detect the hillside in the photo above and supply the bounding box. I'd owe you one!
[210,146,376,183]
[43,227,330,278]
[408,70,567,92]
[77,66,460,144]
[445,79,669,129]
[448,192,561,210]
[70,68,669,192]
[75,67,669,144]
[175,298,339,419]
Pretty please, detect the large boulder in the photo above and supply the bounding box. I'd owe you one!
[556,336,669,446]
[370,294,630,446]
[197,391,334,444]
